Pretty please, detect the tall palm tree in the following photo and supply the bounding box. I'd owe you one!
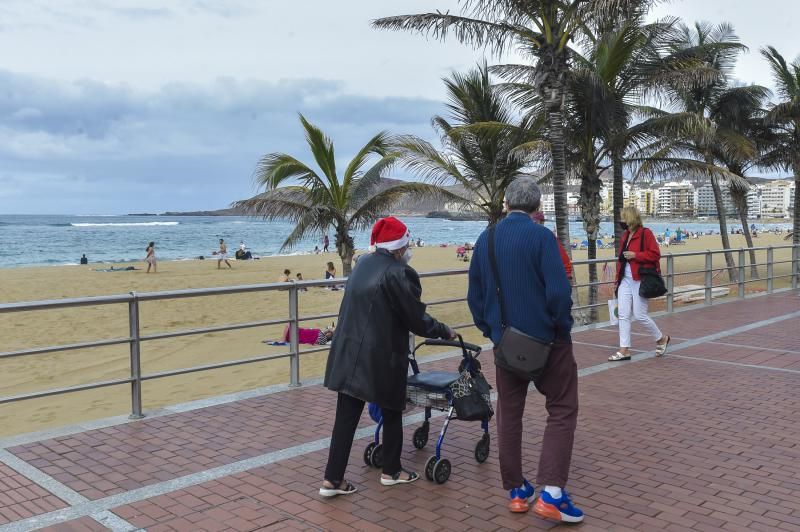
[395,64,547,225]
[711,87,773,278]
[373,0,651,254]
[761,46,800,248]
[636,22,753,282]
[233,115,451,276]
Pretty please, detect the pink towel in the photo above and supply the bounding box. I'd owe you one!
[283,325,322,345]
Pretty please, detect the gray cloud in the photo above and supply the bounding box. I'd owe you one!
[0,71,444,214]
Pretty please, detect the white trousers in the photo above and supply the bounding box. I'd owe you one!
[618,275,662,348]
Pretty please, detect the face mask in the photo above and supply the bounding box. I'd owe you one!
[401,248,413,263]
[619,222,629,231]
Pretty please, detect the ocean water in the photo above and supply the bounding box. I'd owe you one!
[0,214,791,268]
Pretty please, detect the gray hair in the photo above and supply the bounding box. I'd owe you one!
[504,177,541,213]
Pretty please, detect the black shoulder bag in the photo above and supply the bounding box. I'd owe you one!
[488,225,552,381]
[637,228,667,299]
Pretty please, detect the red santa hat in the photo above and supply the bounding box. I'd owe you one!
[370,216,410,251]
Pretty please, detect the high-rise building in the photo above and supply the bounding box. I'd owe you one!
[695,182,738,217]
[760,180,794,218]
[655,181,695,217]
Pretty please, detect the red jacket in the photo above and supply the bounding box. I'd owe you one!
[616,227,661,283]
[557,239,573,280]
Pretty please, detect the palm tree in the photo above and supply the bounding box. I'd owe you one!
[233,115,451,276]
[395,64,547,225]
[711,87,773,278]
[373,0,649,254]
[761,46,800,249]
[636,22,754,282]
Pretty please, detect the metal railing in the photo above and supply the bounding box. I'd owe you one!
[1,244,798,418]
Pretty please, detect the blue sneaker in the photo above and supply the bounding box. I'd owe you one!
[507,479,535,513]
[533,489,584,523]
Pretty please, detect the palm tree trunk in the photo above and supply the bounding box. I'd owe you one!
[612,152,624,250]
[335,230,355,277]
[579,169,602,323]
[731,189,758,279]
[547,104,572,257]
[709,173,738,283]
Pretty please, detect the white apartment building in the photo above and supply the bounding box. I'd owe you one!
[655,180,695,217]
[759,180,794,218]
[635,188,656,216]
[695,182,738,217]
[746,187,762,218]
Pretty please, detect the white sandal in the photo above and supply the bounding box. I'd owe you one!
[608,351,631,362]
[655,336,671,357]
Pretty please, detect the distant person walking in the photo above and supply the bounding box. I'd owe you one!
[80,254,88,265]
[323,234,330,253]
[609,206,670,362]
[144,242,157,273]
[468,177,583,523]
[215,239,232,269]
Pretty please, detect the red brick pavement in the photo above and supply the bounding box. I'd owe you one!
[99,356,800,531]
[0,463,66,525]
[6,290,800,531]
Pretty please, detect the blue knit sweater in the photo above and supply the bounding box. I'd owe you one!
[467,212,574,345]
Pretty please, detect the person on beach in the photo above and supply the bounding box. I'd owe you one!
[325,261,339,290]
[609,206,670,362]
[214,239,232,269]
[144,242,156,273]
[320,216,456,497]
[467,177,583,523]
[278,269,291,282]
[296,272,307,291]
[323,234,330,253]
[80,254,88,265]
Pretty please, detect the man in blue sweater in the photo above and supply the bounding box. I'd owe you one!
[468,177,582,523]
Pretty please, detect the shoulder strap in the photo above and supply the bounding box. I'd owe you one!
[640,228,646,252]
[487,225,507,328]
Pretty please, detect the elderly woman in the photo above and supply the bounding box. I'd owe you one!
[609,206,670,361]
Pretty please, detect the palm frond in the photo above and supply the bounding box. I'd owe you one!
[372,13,524,54]
[252,153,324,191]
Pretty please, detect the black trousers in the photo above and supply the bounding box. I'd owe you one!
[324,392,403,481]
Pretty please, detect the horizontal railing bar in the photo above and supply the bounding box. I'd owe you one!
[772,273,797,280]
[140,352,294,381]
[0,293,132,313]
[673,269,716,276]
[140,318,290,342]
[427,297,468,307]
[298,313,339,323]
[0,337,132,360]
[573,280,616,289]
[0,378,132,405]
[298,346,330,356]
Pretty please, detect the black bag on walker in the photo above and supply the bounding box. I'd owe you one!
[449,371,493,421]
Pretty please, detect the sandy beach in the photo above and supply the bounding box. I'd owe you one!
[1,232,795,437]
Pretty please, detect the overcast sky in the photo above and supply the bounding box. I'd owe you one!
[0,0,797,214]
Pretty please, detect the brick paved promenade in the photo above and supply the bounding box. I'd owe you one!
[1,291,799,531]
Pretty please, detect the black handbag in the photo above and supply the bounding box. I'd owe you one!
[488,226,552,381]
[449,370,494,421]
[637,229,667,299]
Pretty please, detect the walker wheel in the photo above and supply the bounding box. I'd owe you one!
[433,458,451,484]
[475,433,490,463]
[412,425,429,449]
[370,443,384,469]
[363,442,376,467]
[424,455,438,481]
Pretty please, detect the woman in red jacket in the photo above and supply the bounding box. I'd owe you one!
[609,206,670,361]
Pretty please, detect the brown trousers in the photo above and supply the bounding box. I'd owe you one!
[495,340,579,490]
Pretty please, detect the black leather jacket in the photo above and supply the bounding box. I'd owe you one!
[323,249,450,410]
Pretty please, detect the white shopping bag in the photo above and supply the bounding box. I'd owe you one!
[607,298,619,325]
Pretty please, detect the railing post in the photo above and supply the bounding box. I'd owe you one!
[767,246,774,293]
[704,251,713,306]
[793,245,799,290]
[666,254,674,313]
[288,285,300,387]
[128,292,144,419]
[737,249,745,299]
